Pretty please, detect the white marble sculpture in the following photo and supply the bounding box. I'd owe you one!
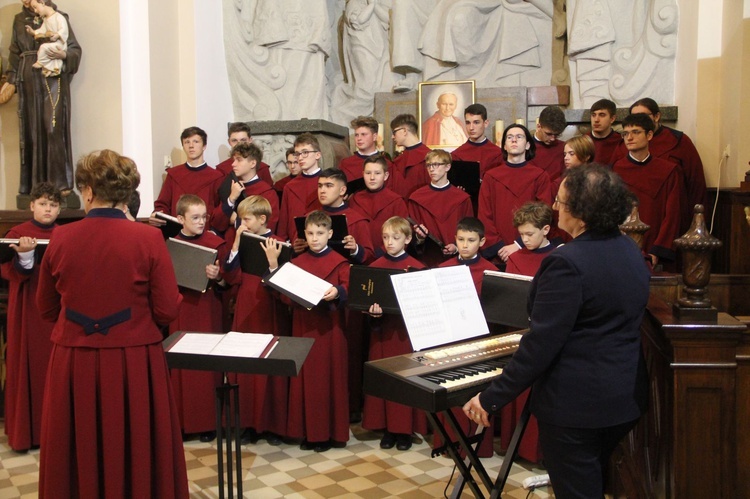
[567,0,678,108]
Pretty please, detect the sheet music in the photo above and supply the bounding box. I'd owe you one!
[168,332,275,358]
[391,266,489,351]
[267,263,331,307]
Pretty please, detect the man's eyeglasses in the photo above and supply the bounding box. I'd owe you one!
[392,127,405,135]
[553,196,569,207]
[506,134,526,142]
[293,150,318,158]
[426,162,448,169]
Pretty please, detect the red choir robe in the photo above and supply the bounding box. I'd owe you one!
[35,208,187,498]
[613,154,682,262]
[224,230,289,437]
[500,242,558,463]
[531,138,565,183]
[588,130,622,165]
[450,138,504,179]
[277,171,322,242]
[322,203,375,265]
[338,152,394,182]
[216,156,274,186]
[349,186,409,257]
[407,184,474,267]
[1,220,56,451]
[274,174,296,197]
[362,253,428,436]
[211,175,280,234]
[169,230,228,434]
[478,162,553,262]
[435,254,499,457]
[153,162,224,216]
[387,143,431,199]
[285,248,350,444]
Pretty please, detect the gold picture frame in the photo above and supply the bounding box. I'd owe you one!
[418,80,476,149]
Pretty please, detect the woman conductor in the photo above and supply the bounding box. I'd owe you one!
[464,163,650,498]
[36,150,188,497]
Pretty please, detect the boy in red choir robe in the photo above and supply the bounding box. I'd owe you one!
[436,217,498,457]
[150,126,223,223]
[266,211,350,452]
[339,116,392,181]
[505,202,559,276]
[532,106,567,183]
[1,182,61,452]
[277,133,324,242]
[169,194,228,442]
[349,154,408,258]
[408,149,474,267]
[501,202,559,463]
[274,147,301,199]
[211,141,279,234]
[223,196,287,446]
[362,216,427,451]
[587,99,622,165]
[388,114,431,199]
[478,124,553,267]
[215,122,273,185]
[451,103,504,179]
[613,113,682,269]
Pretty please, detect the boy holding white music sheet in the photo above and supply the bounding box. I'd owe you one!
[169,194,228,442]
[267,210,350,453]
[361,217,427,451]
[436,216,498,458]
[224,195,289,445]
[0,182,60,452]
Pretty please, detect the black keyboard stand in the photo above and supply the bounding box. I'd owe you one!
[215,374,242,499]
[426,397,532,498]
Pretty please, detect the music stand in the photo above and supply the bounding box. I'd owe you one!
[163,332,314,499]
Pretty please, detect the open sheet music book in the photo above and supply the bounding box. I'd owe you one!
[166,332,278,359]
[481,271,532,329]
[264,262,332,310]
[0,238,50,264]
[166,238,219,293]
[391,265,489,351]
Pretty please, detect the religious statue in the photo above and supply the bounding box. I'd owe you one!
[0,0,82,197]
[25,0,68,77]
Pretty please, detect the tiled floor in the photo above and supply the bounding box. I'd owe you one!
[0,421,554,498]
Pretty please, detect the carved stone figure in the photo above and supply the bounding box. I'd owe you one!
[1,0,82,195]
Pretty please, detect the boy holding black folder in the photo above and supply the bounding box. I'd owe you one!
[349,154,408,258]
[408,149,473,267]
[223,195,289,445]
[266,211,350,452]
[211,142,279,234]
[436,216,498,458]
[169,194,228,442]
[0,182,60,452]
[361,216,427,451]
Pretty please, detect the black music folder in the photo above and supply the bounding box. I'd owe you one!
[294,215,349,257]
[166,238,219,293]
[238,232,292,276]
[155,212,183,239]
[0,238,50,264]
[448,160,481,197]
[406,217,444,250]
[346,177,366,197]
[481,271,532,329]
[347,265,409,314]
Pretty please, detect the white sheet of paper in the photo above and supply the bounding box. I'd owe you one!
[391,265,489,351]
[268,262,331,307]
[168,332,224,354]
[168,332,275,358]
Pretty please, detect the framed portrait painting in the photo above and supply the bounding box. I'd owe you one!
[418,80,476,149]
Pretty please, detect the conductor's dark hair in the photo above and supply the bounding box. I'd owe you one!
[30,181,62,204]
[622,113,655,133]
[629,97,660,115]
[127,190,141,219]
[227,122,252,137]
[561,163,635,234]
[501,124,536,162]
[538,106,567,135]
[180,126,207,146]
[456,217,485,239]
[464,104,488,121]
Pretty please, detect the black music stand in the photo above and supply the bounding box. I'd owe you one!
[163,332,314,499]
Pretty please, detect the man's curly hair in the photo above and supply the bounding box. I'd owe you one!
[561,164,635,233]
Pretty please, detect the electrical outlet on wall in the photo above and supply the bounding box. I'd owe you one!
[723,144,731,158]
